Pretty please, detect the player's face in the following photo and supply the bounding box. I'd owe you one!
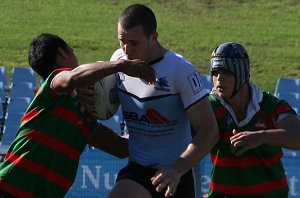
[118,24,154,62]
[212,70,235,99]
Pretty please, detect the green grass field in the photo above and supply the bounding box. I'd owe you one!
[0,0,299,93]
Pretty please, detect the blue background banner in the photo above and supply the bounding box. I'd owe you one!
[65,148,300,198]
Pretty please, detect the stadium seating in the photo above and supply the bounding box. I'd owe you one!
[276,92,300,114]
[11,67,37,89]
[1,125,19,146]
[9,82,35,100]
[0,66,8,88]
[4,112,24,127]
[5,97,31,114]
[274,77,300,96]
[0,82,6,103]
[0,98,3,123]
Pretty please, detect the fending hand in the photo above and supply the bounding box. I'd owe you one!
[121,59,156,84]
[151,167,181,197]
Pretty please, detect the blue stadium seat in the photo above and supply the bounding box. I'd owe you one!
[0,81,6,103]
[274,77,300,96]
[0,66,7,88]
[0,145,9,162]
[11,67,37,89]
[276,92,300,115]
[6,97,31,114]
[9,82,35,100]
[0,98,3,122]
[1,125,19,146]
[4,112,24,127]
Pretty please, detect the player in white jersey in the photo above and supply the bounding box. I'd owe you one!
[108,4,219,198]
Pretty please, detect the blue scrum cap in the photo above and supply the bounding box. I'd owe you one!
[210,42,250,93]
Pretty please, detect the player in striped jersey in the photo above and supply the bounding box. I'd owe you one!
[0,33,155,198]
[207,42,300,197]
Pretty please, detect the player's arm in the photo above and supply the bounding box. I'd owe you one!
[88,124,129,159]
[51,59,155,93]
[268,114,300,149]
[171,96,219,174]
[230,114,300,155]
[152,96,219,196]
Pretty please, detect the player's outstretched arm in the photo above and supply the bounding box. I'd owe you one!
[51,59,155,93]
[230,114,300,156]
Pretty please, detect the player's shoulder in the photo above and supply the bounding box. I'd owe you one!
[110,48,127,61]
[166,51,189,63]
[165,51,197,71]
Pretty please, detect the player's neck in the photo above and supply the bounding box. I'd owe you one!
[148,43,167,63]
[227,84,251,121]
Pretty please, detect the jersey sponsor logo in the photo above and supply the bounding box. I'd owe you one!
[123,108,171,125]
[154,77,170,92]
[188,71,203,94]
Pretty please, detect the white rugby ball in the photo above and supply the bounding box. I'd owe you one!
[88,74,120,120]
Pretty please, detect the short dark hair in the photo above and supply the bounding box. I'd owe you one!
[119,4,157,37]
[28,33,70,80]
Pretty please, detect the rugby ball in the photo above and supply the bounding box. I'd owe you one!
[88,74,120,120]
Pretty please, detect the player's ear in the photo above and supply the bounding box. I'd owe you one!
[58,47,69,59]
[56,47,68,67]
[152,31,158,41]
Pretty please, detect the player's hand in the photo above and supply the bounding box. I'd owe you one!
[151,167,181,197]
[230,129,264,156]
[119,59,156,84]
[76,88,97,113]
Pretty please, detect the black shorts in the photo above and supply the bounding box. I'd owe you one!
[116,161,195,198]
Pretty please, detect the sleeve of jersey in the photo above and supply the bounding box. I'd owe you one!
[110,48,127,61]
[48,68,73,96]
[272,96,298,123]
[174,63,209,109]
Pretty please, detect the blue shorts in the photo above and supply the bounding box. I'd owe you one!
[116,161,195,198]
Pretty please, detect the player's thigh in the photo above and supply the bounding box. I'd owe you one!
[108,179,152,198]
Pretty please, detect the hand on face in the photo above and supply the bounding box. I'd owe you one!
[121,59,156,84]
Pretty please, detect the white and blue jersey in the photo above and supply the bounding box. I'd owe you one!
[111,49,208,167]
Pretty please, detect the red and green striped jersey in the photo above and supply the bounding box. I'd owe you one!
[207,91,296,198]
[0,68,98,198]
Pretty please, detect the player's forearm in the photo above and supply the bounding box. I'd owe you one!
[262,115,300,149]
[171,130,219,175]
[97,136,129,159]
[69,60,121,87]
[261,128,300,150]
[88,124,129,158]
[51,60,122,93]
